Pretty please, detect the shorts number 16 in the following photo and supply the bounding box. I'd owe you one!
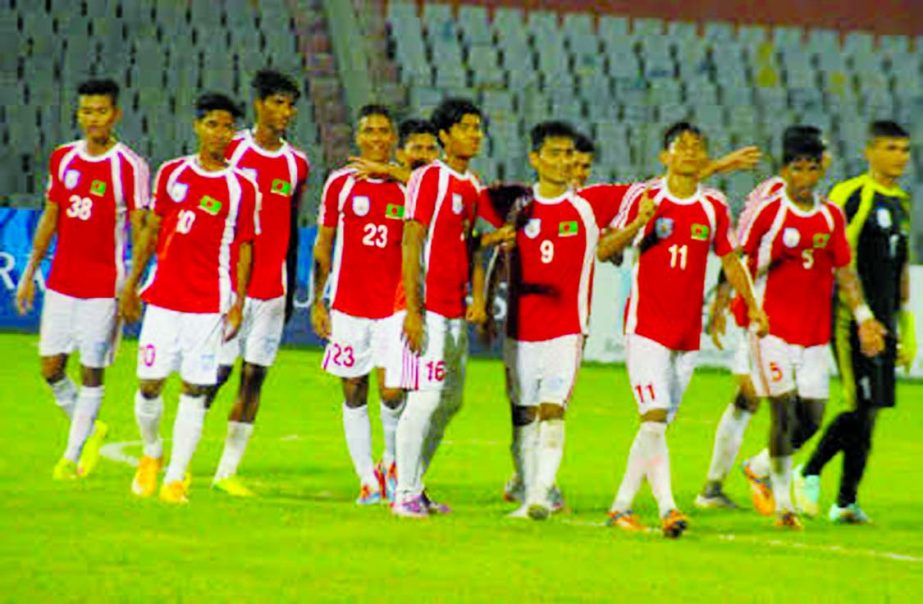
[426,360,446,382]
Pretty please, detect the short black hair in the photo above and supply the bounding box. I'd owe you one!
[398,118,437,147]
[358,103,393,122]
[194,92,244,120]
[251,69,301,101]
[77,78,120,105]
[782,125,825,165]
[868,120,909,141]
[430,97,482,146]
[662,121,705,150]
[574,131,596,155]
[530,120,577,152]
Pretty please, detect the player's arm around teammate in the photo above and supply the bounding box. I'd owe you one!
[16,79,149,480]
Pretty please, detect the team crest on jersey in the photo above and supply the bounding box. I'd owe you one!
[876,207,892,229]
[783,227,801,248]
[524,218,541,239]
[813,233,830,249]
[352,195,370,216]
[170,182,189,202]
[654,217,674,239]
[452,193,464,215]
[64,169,80,190]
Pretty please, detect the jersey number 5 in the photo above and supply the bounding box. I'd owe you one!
[362,223,388,248]
[66,195,93,221]
[801,249,814,269]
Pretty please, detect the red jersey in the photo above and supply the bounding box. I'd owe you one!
[399,160,502,319]
[577,183,634,228]
[141,156,259,314]
[740,190,851,346]
[45,140,149,298]
[226,130,309,300]
[318,167,407,319]
[616,179,735,351]
[506,187,600,341]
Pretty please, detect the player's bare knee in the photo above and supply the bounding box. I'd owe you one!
[733,389,759,413]
[139,379,164,399]
[342,376,369,408]
[640,408,668,423]
[512,405,537,426]
[181,382,209,397]
[379,388,405,409]
[81,365,104,388]
[40,355,66,383]
[538,402,565,421]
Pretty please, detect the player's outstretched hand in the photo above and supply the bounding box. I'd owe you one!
[482,224,516,249]
[710,146,762,175]
[310,302,331,340]
[748,307,769,338]
[348,156,391,181]
[857,318,887,358]
[224,301,244,342]
[15,278,34,315]
[403,310,425,355]
[118,286,142,323]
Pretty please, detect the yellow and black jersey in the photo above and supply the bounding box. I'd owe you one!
[830,173,910,331]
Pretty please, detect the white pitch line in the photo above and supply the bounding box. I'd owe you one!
[100,439,922,565]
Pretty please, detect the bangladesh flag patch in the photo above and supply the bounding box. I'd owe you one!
[813,233,830,248]
[271,179,292,195]
[690,223,710,241]
[385,204,404,220]
[199,195,223,216]
[558,220,579,237]
[90,180,107,196]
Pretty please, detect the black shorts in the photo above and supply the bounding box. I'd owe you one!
[844,329,897,409]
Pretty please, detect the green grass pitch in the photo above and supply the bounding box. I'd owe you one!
[1,332,921,602]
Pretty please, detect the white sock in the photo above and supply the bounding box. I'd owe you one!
[395,390,440,502]
[749,448,771,479]
[421,388,462,476]
[612,428,647,512]
[64,386,103,462]
[706,404,752,482]
[213,420,254,482]
[164,394,206,484]
[134,391,163,459]
[50,376,77,418]
[342,403,376,486]
[536,418,565,502]
[520,420,540,505]
[642,421,676,517]
[379,400,404,468]
[771,455,794,513]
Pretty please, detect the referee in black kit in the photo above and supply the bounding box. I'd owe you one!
[794,121,917,523]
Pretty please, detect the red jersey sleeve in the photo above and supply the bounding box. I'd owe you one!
[45,146,67,204]
[123,151,151,212]
[579,183,631,228]
[739,201,776,258]
[709,195,735,257]
[235,177,258,245]
[150,161,174,218]
[318,170,347,228]
[476,186,504,228]
[828,203,852,268]
[405,165,440,227]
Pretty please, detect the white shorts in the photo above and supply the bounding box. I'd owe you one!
[219,296,285,367]
[503,335,583,408]
[137,304,224,385]
[384,311,467,392]
[39,289,119,368]
[625,334,698,422]
[322,310,401,379]
[750,334,830,399]
[729,322,752,376]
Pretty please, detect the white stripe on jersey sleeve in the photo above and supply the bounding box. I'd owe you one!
[318,167,354,226]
